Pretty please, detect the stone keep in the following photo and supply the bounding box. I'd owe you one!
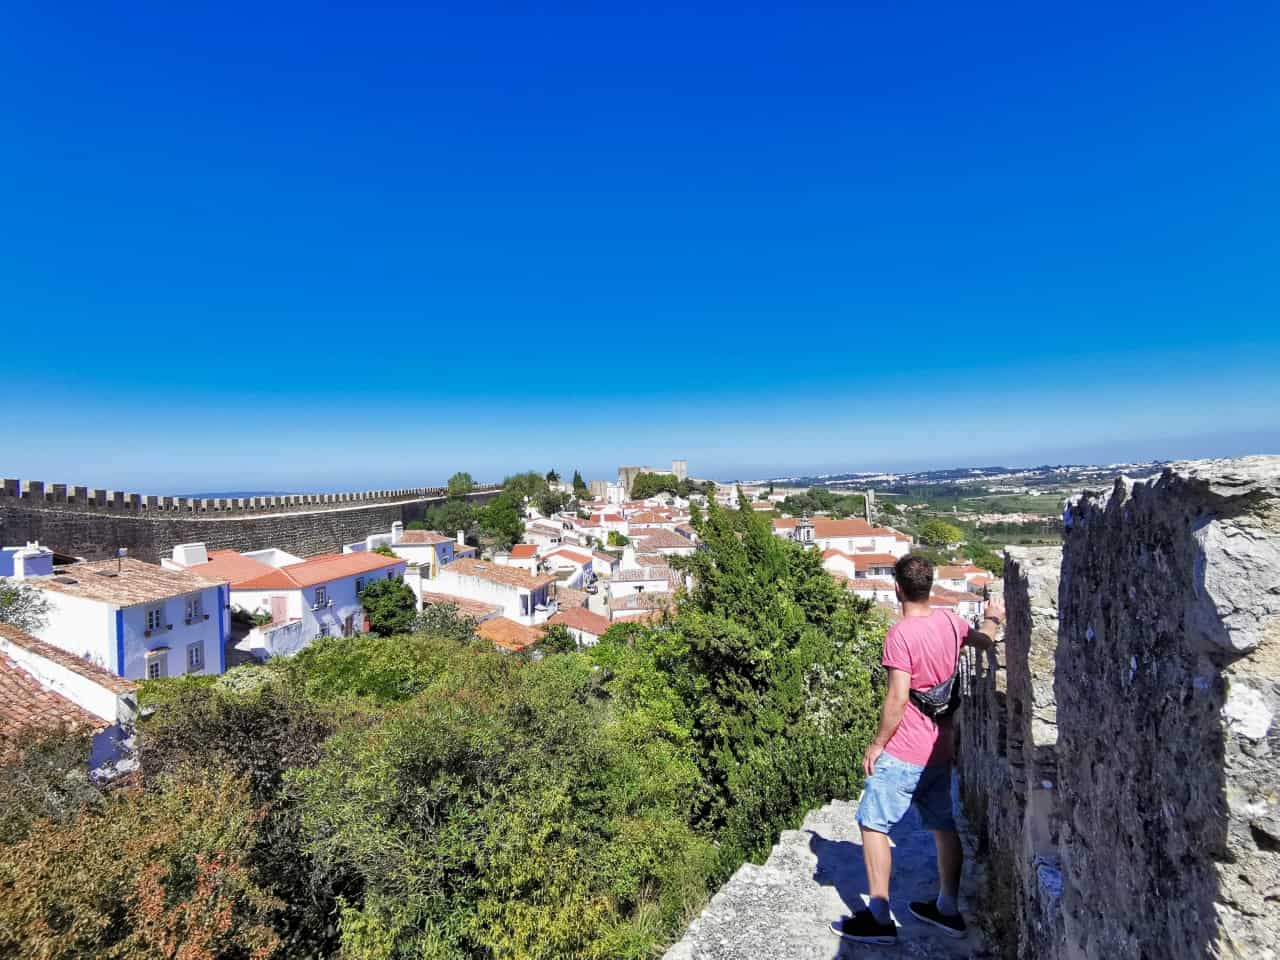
[1057,457,1279,960]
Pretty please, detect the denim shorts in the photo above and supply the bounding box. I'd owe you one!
[856,751,956,834]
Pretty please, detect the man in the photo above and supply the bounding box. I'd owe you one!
[831,553,1004,944]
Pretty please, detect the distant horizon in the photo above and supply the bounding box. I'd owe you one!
[5,429,1275,496]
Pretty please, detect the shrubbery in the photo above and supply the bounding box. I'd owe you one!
[0,499,887,959]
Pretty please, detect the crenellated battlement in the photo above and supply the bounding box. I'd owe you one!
[0,478,502,518]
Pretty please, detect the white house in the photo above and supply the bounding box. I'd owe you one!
[543,546,595,587]
[547,607,611,647]
[435,557,558,626]
[821,550,898,581]
[524,521,566,552]
[17,557,229,681]
[0,622,139,771]
[929,586,986,620]
[774,517,911,557]
[606,565,680,600]
[629,527,698,557]
[844,577,898,606]
[174,545,406,658]
[343,523,475,578]
[495,544,540,575]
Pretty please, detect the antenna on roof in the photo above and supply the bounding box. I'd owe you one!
[117,547,127,574]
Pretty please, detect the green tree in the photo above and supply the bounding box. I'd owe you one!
[572,469,589,498]
[0,766,283,960]
[540,623,577,654]
[545,468,560,485]
[502,470,547,502]
[607,531,630,546]
[426,499,475,542]
[629,472,680,500]
[371,542,397,557]
[359,577,417,637]
[414,602,478,645]
[0,726,101,845]
[478,492,525,551]
[446,471,475,499]
[918,518,963,547]
[0,580,49,633]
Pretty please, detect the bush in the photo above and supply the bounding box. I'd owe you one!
[358,577,417,636]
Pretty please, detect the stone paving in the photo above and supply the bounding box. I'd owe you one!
[664,795,993,960]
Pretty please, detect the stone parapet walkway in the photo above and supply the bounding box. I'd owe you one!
[664,796,992,960]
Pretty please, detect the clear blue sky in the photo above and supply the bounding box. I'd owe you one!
[2,1,1277,491]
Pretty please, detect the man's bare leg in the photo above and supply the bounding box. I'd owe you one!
[932,829,962,914]
[861,825,893,922]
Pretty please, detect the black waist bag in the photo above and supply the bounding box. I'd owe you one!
[908,613,963,723]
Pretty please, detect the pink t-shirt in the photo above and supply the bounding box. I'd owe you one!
[881,609,970,766]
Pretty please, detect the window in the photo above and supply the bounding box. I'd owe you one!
[145,606,164,632]
[318,623,330,638]
[185,595,203,621]
[146,650,167,680]
[387,571,394,580]
[315,586,328,606]
[355,577,365,593]
[187,641,204,672]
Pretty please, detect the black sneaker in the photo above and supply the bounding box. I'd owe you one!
[830,909,897,944]
[908,900,966,938]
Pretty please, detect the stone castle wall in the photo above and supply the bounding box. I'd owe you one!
[0,478,501,562]
[958,545,1064,960]
[959,457,1279,960]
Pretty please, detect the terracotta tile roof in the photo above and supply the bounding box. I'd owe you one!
[509,544,539,559]
[0,656,106,752]
[419,591,503,620]
[234,552,404,590]
[846,578,896,592]
[545,547,592,565]
[0,623,136,695]
[937,564,991,579]
[552,585,589,608]
[549,607,611,637]
[478,617,545,652]
[453,544,478,556]
[186,550,278,587]
[441,557,557,590]
[592,551,618,565]
[30,558,224,607]
[398,530,455,545]
[930,586,981,604]
[614,565,679,584]
[630,528,696,550]
[853,553,899,571]
[611,592,676,613]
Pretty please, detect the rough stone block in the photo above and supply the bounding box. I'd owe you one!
[1057,456,1280,960]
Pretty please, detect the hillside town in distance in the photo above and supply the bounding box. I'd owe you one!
[0,458,1002,773]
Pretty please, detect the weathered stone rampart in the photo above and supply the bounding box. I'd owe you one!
[958,545,1064,960]
[959,456,1279,960]
[0,477,501,561]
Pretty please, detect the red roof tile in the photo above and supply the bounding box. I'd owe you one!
[549,607,611,637]
[234,552,404,590]
[509,544,539,559]
[478,617,545,652]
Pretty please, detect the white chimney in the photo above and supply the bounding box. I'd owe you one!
[622,545,637,569]
[457,529,466,546]
[391,521,404,544]
[170,542,210,567]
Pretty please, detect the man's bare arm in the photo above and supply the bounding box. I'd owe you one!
[966,597,1005,650]
[863,668,911,775]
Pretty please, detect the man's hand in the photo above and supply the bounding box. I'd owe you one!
[863,742,884,777]
[983,598,1005,624]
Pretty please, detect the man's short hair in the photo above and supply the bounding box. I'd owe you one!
[894,554,934,602]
